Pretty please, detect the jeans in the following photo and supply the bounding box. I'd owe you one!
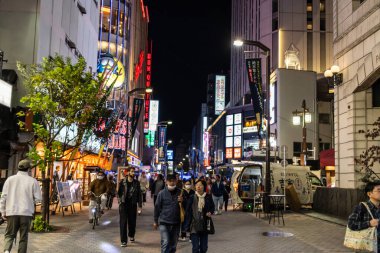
[4,216,32,253]
[212,195,223,213]
[190,232,208,253]
[88,194,107,219]
[159,224,180,253]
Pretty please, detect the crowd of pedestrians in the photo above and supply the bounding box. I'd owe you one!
[0,160,232,253]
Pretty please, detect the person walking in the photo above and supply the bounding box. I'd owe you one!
[139,171,149,203]
[0,159,42,253]
[211,175,225,215]
[347,181,380,252]
[185,179,215,253]
[106,174,116,209]
[179,179,195,241]
[205,179,212,194]
[153,174,165,205]
[223,180,231,212]
[149,174,155,198]
[153,173,183,253]
[118,167,142,247]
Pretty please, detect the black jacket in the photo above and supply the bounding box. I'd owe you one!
[185,193,215,232]
[211,181,225,197]
[154,187,181,225]
[117,178,142,208]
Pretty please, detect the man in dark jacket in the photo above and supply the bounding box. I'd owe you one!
[89,170,109,222]
[211,175,225,215]
[118,167,142,247]
[153,173,183,253]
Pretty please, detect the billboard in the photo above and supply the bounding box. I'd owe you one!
[167,150,174,161]
[215,75,226,115]
[97,53,125,89]
[225,113,242,159]
[203,132,210,166]
[149,100,159,131]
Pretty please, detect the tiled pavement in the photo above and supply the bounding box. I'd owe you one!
[0,195,354,253]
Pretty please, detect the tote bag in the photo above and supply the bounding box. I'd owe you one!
[344,202,377,252]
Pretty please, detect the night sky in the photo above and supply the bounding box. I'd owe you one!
[147,0,231,146]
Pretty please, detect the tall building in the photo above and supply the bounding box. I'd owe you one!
[98,0,150,166]
[332,0,380,188]
[231,0,333,106]
[0,0,99,176]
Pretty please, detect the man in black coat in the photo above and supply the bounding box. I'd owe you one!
[118,167,142,247]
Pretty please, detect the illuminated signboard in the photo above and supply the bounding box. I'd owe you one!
[246,58,263,129]
[215,75,225,115]
[149,100,159,131]
[203,132,210,166]
[234,113,242,124]
[226,126,233,137]
[166,150,174,161]
[243,126,258,133]
[234,136,241,147]
[234,148,242,158]
[134,51,145,81]
[97,53,125,89]
[270,81,276,124]
[203,116,208,131]
[234,125,241,135]
[147,130,155,146]
[226,114,233,125]
[143,93,151,134]
[226,137,233,148]
[144,51,152,134]
[226,148,233,159]
[0,80,12,108]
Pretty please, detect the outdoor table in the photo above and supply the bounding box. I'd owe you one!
[268,194,285,225]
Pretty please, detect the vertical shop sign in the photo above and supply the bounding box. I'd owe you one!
[215,75,226,115]
[246,58,263,131]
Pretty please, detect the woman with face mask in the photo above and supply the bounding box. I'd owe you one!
[179,180,195,241]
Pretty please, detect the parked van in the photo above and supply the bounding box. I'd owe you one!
[230,162,323,205]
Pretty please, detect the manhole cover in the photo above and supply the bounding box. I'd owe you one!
[262,231,294,237]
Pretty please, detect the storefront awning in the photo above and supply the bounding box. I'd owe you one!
[320,149,334,168]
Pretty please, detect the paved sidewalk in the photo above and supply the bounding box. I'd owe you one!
[0,194,354,253]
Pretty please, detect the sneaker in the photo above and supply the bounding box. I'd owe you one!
[5,251,10,253]
[129,237,135,242]
[89,219,93,223]
[121,242,127,247]
[179,237,187,242]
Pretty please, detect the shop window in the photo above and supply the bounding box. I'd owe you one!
[373,79,380,107]
[101,6,111,33]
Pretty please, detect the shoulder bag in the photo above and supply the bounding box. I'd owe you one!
[344,202,377,252]
[206,217,215,235]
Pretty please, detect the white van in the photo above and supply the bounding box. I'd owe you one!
[231,162,323,205]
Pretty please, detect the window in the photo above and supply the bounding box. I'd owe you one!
[373,79,380,107]
[293,142,312,157]
[319,143,331,151]
[319,113,330,124]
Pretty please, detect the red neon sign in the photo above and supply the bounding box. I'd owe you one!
[140,0,146,18]
[134,51,145,81]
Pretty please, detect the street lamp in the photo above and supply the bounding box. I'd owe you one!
[292,99,312,166]
[234,38,271,212]
[324,65,343,93]
[124,87,153,166]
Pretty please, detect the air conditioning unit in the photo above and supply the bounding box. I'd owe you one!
[106,100,116,109]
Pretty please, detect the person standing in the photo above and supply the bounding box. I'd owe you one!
[211,175,225,215]
[89,170,109,223]
[153,173,183,253]
[347,181,380,252]
[118,167,142,247]
[153,174,165,205]
[0,159,42,253]
[185,179,215,253]
[149,174,155,198]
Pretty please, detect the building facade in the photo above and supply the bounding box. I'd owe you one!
[0,0,99,176]
[231,0,334,106]
[333,0,380,188]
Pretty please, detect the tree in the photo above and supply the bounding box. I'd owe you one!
[16,55,118,226]
[355,117,380,183]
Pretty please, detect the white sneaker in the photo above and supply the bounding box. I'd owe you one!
[5,251,10,253]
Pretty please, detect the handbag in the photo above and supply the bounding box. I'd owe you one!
[193,211,206,232]
[206,217,215,235]
[344,202,377,252]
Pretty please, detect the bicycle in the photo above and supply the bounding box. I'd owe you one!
[88,192,106,229]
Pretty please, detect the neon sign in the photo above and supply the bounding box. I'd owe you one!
[134,51,145,81]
